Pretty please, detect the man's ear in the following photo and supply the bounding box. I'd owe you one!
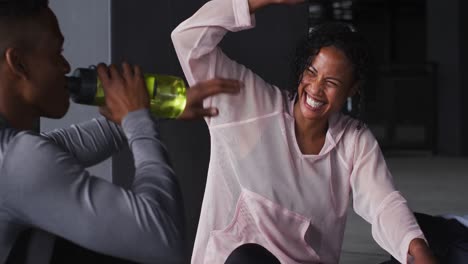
[4,47,28,79]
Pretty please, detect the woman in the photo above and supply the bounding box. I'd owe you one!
[172,0,437,263]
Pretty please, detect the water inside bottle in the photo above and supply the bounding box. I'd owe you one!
[94,74,186,118]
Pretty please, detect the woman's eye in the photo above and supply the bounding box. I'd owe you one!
[304,70,316,80]
[326,81,338,88]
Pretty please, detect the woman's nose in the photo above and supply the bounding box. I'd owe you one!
[308,79,324,95]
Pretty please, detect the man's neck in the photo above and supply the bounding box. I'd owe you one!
[0,110,36,131]
[0,85,37,131]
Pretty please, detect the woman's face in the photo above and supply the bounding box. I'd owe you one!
[295,46,357,124]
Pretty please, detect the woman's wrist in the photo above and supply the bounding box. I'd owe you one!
[409,238,439,263]
[409,238,431,257]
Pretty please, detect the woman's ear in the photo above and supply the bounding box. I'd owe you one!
[348,80,361,97]
[4,47,28,79]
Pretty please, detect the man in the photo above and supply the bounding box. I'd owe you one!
[0,0,241,263]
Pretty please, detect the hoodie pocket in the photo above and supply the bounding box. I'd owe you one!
[203,188,320,264]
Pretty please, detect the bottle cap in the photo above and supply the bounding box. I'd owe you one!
[67,68,98,104]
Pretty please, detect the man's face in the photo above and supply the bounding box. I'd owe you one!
[21,8,71,119]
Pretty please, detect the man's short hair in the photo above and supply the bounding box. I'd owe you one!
[0,0,50,60]
[0,0,49,18]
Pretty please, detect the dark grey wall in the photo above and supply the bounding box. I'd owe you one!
[44,0,112,180]
[427,0,464,155]
[111,0,307,257]
[111,2,210,259]
[461,0,468,155]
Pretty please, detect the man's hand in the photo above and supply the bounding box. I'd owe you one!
[97,62,150,124]
[410,238,438,264]
[177,79,242,120]
[248,0,305,13]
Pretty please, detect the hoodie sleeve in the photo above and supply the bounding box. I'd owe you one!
[171,0,284,127]
[350,127,426,263]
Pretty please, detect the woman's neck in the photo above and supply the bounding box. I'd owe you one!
[293,104,329,155]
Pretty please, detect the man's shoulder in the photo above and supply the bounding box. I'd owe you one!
[1,130,68,171]
[3,129,46,147]
[0,130,76,188]
[0,129,30,161]
[0,128,21,148]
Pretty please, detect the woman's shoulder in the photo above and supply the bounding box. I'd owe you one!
[330,114,367,139]
[331,114,378,155]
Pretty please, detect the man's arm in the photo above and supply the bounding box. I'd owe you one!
[2,110,184,264]
[41,117,126,168]
[3,62,185,263]
[42,79,242,167]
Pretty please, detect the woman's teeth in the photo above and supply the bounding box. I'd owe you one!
[306,94,325,109]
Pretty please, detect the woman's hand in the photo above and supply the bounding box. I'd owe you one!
[248,0,305,13]
[177,79,242,120]
[410,238,439,264]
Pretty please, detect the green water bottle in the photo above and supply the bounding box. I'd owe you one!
[67,67,187,119]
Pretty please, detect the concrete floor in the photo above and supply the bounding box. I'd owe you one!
[340,155,468,263]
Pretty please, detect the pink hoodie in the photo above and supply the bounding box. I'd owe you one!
[172,0,425,262]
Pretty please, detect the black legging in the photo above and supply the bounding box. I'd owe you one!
[225,243,281,264]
